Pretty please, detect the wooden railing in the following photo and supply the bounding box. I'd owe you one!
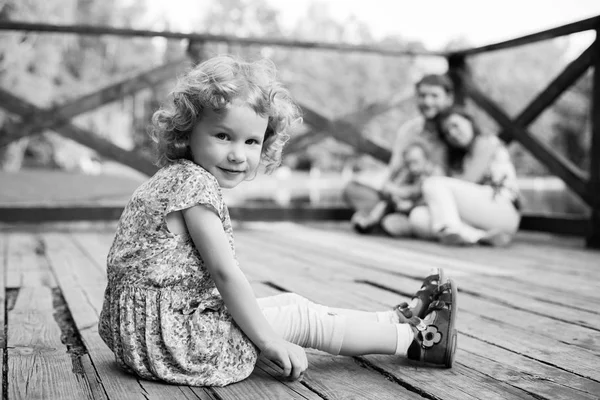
[0,16,599,248]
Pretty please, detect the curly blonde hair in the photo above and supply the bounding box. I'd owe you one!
[150,55,301,172]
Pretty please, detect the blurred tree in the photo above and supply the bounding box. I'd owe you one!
[0,0,77,170]
[0,0,161,172]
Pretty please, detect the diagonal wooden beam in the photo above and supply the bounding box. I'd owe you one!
[301,106,391,162]
[463,76,590,205]
[500,43,595,142]
[287,93,412,158]
[284,129,324,156]
[0,90,158,176]
[0,59,189,145]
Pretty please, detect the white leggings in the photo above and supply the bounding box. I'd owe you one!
[258,293,346,355]
[258,292,414,357]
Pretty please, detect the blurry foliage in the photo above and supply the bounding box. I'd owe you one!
[0,0,594,178]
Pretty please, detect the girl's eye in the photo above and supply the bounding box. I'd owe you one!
[246,139,259,145]
[216,133,229,140]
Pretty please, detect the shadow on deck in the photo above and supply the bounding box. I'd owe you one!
[0,221,598,399]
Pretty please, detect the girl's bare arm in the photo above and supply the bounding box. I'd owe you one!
[183,205,307,379]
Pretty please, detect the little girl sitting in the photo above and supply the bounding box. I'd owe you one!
[98,55,458,387]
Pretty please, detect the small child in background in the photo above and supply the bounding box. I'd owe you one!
[98,55,458,387]
[351,141,443,234]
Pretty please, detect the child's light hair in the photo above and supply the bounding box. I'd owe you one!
[150,55,302,172]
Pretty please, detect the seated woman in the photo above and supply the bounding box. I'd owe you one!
[407,106,521,246]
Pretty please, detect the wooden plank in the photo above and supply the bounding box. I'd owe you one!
[451,15,600,56]
[5,233,56,288]
[2,59,189,145]
[458,336,600,400]
[0,205,355,223]
[463,75,590,205]
[42,233,192,400]
[260,224,600,329]
[587,32,600,248]
[240,223,500,276]
[0,233,6,395]
[500,42,595,143]
[7,286,94,399]
[0,88,158,176]
[205,362,320,400]
[0,21,444,58]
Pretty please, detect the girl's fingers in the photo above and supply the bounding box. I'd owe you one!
[289,350,308,380]
[279,355,292,377]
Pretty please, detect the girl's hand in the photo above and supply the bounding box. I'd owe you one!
[260,339,308,380]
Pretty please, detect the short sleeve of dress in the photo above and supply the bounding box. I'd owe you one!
[164,164,223,218]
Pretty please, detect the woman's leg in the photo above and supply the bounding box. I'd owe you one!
[258,293,412,356]
[420,176,520,242]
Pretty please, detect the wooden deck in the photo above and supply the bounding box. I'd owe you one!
[0,221,599,400]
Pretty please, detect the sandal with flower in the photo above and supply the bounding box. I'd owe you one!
[394,268,445,324]
[406,278,458,368]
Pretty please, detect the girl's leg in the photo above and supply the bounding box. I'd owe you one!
[259,293,413,356]
[421,176,520,242]
[259,293,402,323]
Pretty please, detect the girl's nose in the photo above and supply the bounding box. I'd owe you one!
[228,146,246,163]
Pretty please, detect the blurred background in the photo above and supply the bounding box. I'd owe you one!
[1,0,599,216]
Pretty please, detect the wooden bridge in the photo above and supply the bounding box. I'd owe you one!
[0,14,599,400]
[1,222,598,399]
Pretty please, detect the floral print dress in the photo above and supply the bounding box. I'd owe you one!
[98,159,258,387]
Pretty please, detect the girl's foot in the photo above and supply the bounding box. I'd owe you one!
[395,268,445,323]
[406,279,458,368]
[478,230,512,247]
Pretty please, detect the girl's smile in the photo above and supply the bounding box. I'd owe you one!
[190,100,268,188]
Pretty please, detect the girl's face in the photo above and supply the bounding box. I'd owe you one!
[190,100,268,189]
[441,113,475,149]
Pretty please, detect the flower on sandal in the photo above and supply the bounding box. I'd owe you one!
[420,325,442,349]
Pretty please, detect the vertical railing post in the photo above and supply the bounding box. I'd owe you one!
[187,39,210,64]
[447,53,468,106]
[586,28,600,249]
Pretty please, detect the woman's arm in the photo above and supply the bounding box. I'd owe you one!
[183,205,307,379]
[457,135,499,183]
